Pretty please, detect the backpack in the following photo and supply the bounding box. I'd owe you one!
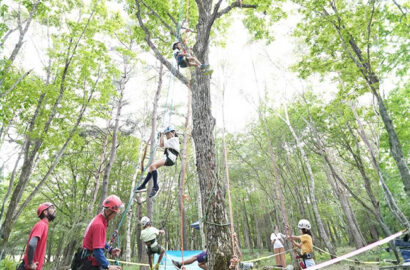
[71,247,85,270]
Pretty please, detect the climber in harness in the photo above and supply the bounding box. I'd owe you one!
[136,126,180,199]
[286,219,316,268]
[172,41,212,74]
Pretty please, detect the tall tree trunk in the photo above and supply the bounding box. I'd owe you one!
[241,199,251,249]
[280,104,336,257]
[304,105,367,248]
[139,63,163,270]
[326,3,410,198]
[89,124,110,215]
[126,141,144,261]
[98,75,125,213]
[350,103,410,229]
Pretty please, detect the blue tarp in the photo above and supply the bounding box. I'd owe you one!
[154,250,204,269]
[190,221,200,230]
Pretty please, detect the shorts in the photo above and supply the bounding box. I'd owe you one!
[197,251,207,263]
[177,56,188,68]
[147,244,163,256]
[164,157,175,166]
[304,258,315,267]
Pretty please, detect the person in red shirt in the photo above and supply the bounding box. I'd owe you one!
[17,202,56,270]
[81,195,123,270]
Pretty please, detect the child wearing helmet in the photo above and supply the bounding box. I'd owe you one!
[17,203,56,270]
[140,216,165,270]
[172,41,212,74]
[79,195,123,270]
[136,126,180,198]
[287,219,315,268]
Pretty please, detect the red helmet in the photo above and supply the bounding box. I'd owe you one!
[37,202,53,217]
[102,195,123,213]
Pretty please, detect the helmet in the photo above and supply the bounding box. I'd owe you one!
[298,219,311,230]
[102,195,123,213]
[163,126,175,134]
[37,202,53,217]
[172,41,180,50]
[140,216,151,226]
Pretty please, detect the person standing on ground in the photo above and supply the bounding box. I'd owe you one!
[18,202,56,270]
[271,225,287,267]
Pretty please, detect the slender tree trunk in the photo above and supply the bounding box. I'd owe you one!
[280,104,336,257]
[126,141,144,261]
[241,199,251,249]
[304,106,367,248]
[350,103,410,229]
[88,128,110,215]
[98,77,125,213]
[327,4,410,198]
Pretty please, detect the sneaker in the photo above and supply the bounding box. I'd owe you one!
[135,185,147,193]
[154,263,160,270]
[149,186,161,198]
[172,260,182,269]
[200,64,210,69]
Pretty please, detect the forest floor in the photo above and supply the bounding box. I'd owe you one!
[241,246,400,270]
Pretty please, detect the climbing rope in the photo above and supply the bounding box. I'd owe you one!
[108,0,190,265]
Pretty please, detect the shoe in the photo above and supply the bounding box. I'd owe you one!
[135,185,147,193]
[149,186,161,198]
[200,64,210,69]
[172,259,182,269]
[154,263,160,270]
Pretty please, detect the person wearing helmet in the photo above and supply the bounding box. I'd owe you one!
[140,216,165,270]
[172,41,212,74]
[286,219,315,268]
[80,195,123,270]
[136,126,180,199]
[17,202,56,270]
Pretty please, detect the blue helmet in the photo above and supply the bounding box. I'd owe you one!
[163,126,175,134]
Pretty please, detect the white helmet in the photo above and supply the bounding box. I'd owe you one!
[298,219,311,230]
[140,216,151,226]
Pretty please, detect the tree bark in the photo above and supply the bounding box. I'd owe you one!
[303,105,367,248]
[126,141,144,261]
[98,72,126,213]
[280,104,336,257]
[350,103,410,229]
[325,3,410,198]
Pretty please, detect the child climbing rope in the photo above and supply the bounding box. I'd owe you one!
[286,219,316,268]
[136,126,180,198]
[172,41,212,74]
[140,216,165,270]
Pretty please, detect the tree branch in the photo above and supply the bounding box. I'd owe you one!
[140,0,177,38]
[216,2,257,19]
[135,0,188,86]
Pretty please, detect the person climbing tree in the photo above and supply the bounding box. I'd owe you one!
[171,250,208,270]
[172,41,212,74]
[17,203,56,270]
[136,126,180,198]
[140,216,165,270]
[80,195,123,270]
[287,219,316,268]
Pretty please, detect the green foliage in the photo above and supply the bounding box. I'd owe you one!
[0,257,18,270]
